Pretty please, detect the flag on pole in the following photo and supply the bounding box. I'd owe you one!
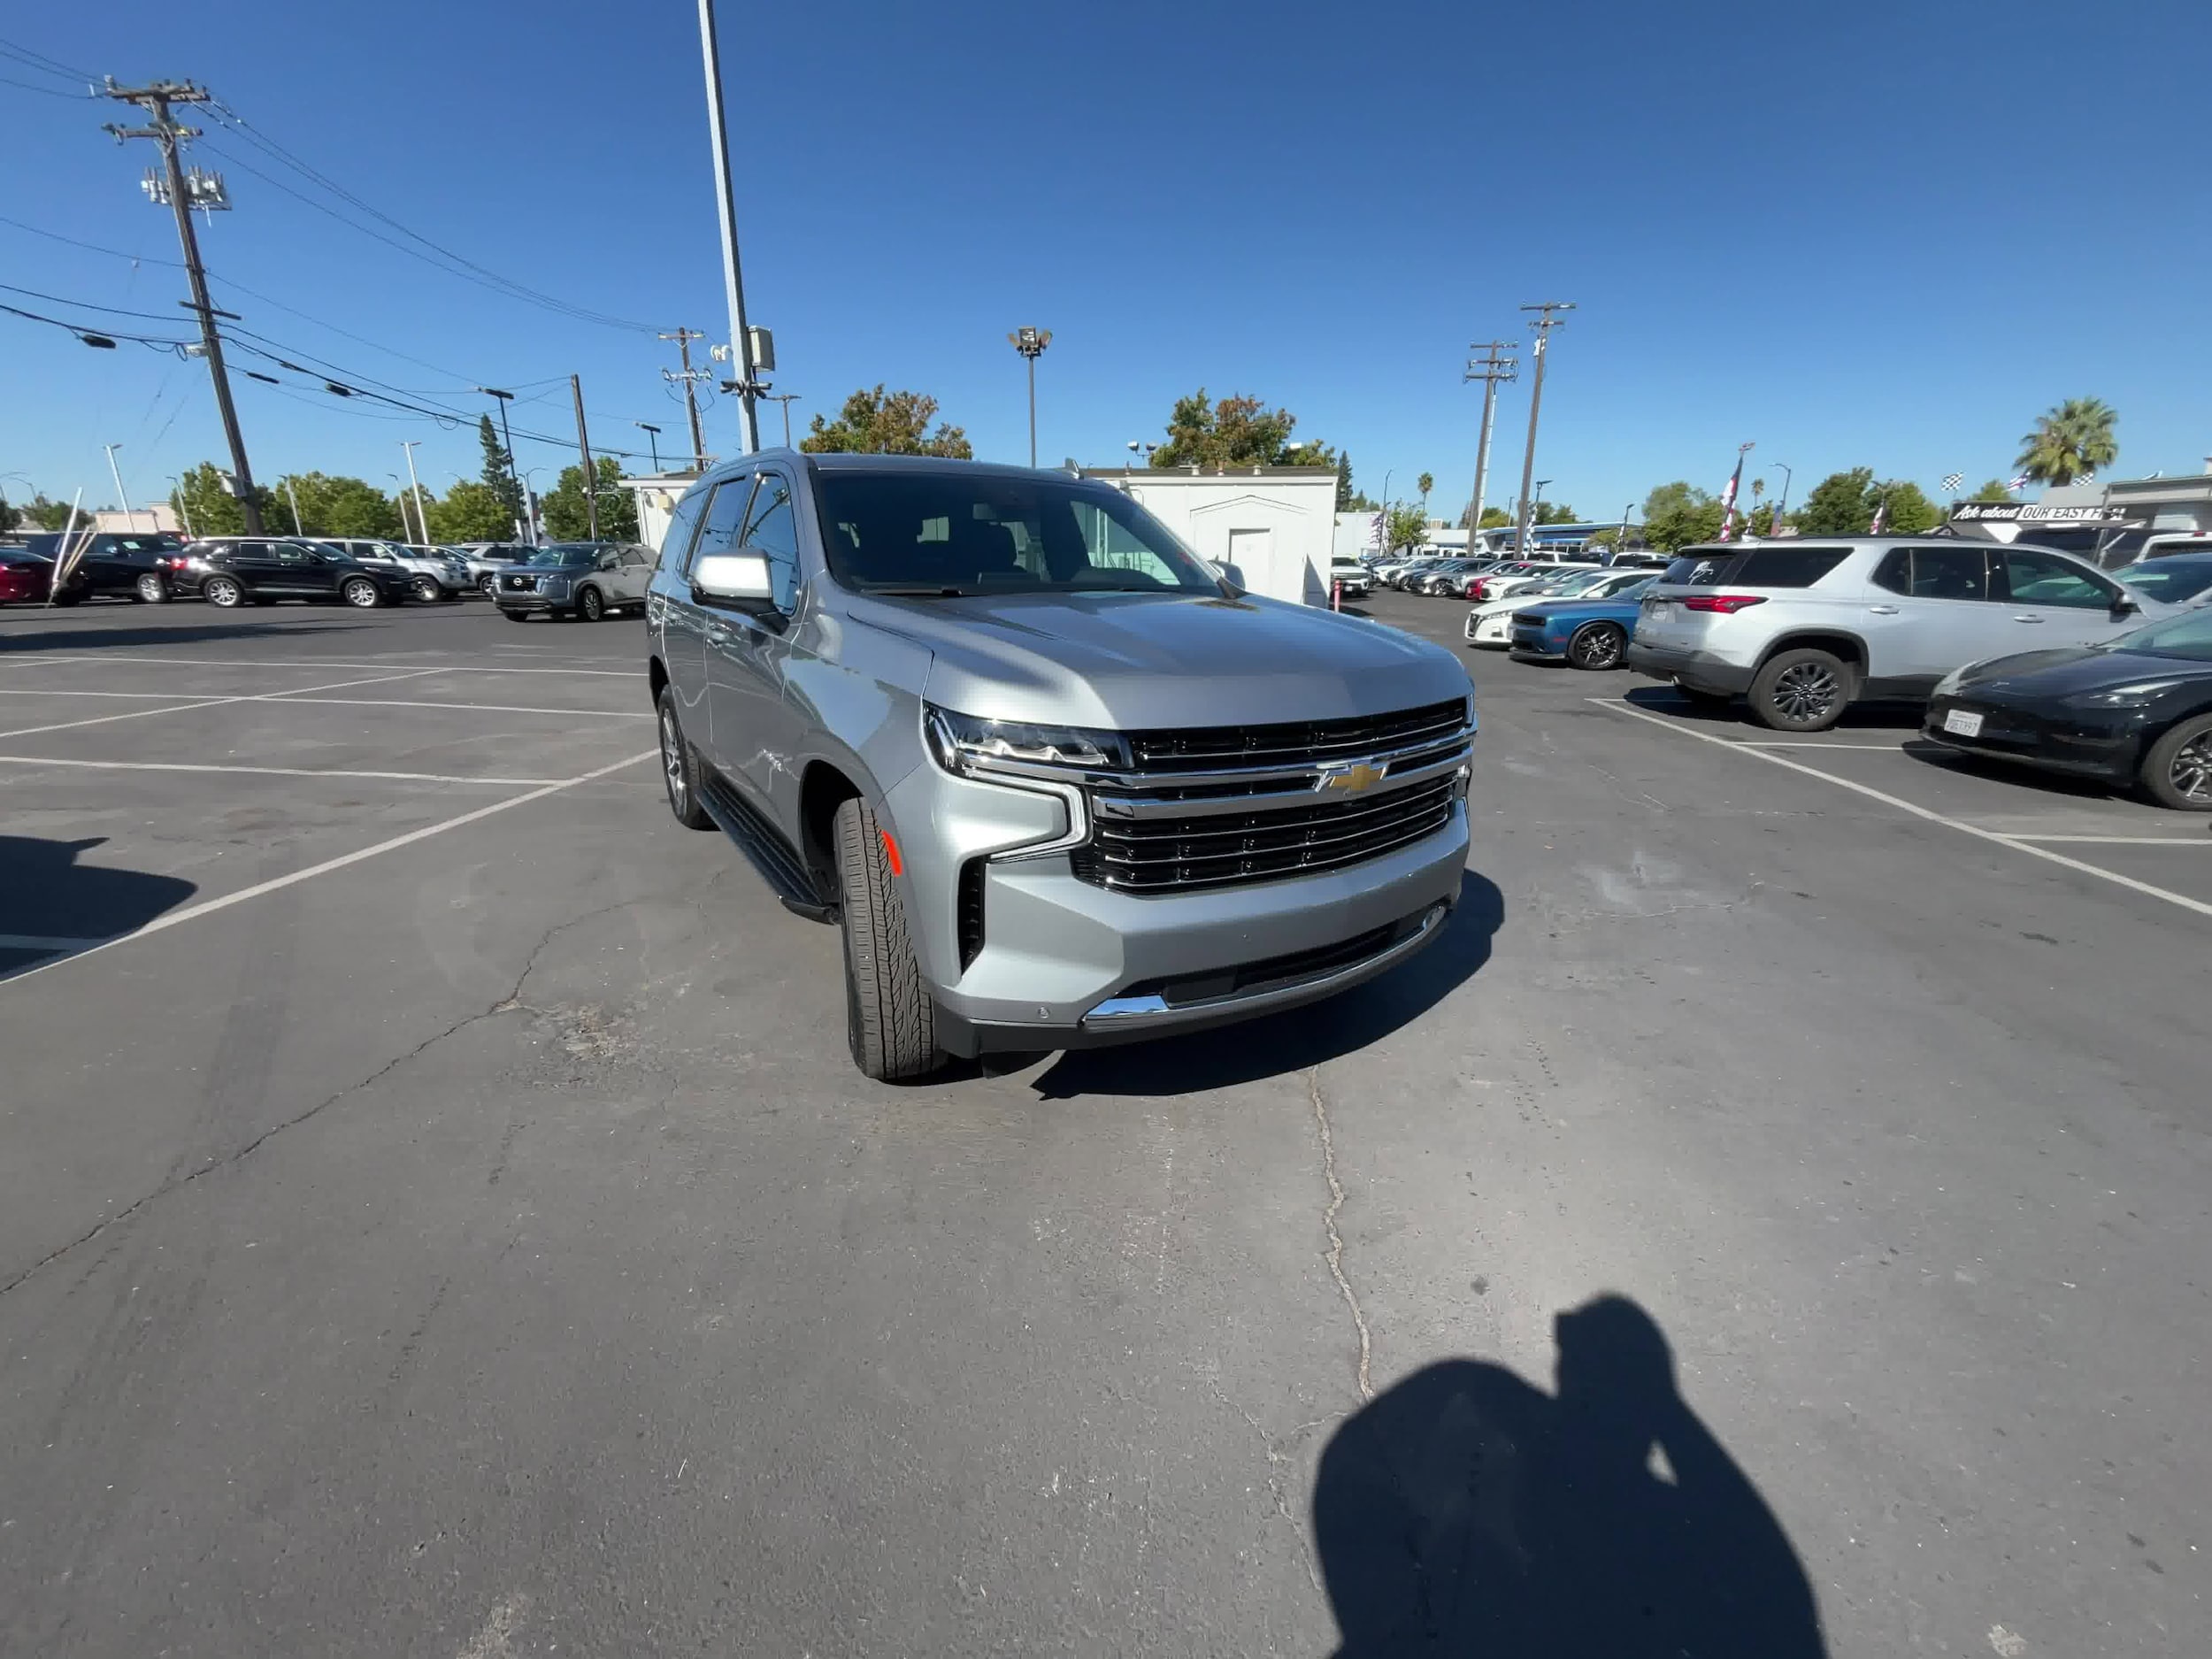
[1941,472,1964,493]
[1869,493,1889,534]
[2007,475,2030,493]
[1716,451,1746,541]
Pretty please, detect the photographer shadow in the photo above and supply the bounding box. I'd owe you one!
[1315,1295,1825,1658]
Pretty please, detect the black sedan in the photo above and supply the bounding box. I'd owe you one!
[1923,607,2212,810]
[180,538,414,609]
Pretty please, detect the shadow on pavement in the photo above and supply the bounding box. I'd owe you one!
[1901,736,2132,803]
[1621,683,1922,731]
[0,836,196,981]
[1315,1294,1827,1658]
[1028,868,1502,1099]
[0,620,371,655]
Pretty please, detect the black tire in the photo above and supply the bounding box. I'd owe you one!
[577,585,604,622]
[657,687,714,830]
[1566,620,1627,671]
[135,572,169,603]
[502,609,531,624]
[203,574,243,609]
[1748,648,1853,733]
[833,795,944,1082]
[411,574,442,603]
[478,572,498,595]
[2139,713,2212,811]
[341,576,381,609]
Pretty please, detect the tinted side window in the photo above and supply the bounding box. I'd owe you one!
[741,472,801,610]
[1994,549,2113,610]
[1871,549,1911,595]
[1907,545,1988,601]
[689,474,758,575]
[1730,545,1851,588]
[1662,553,1731,586]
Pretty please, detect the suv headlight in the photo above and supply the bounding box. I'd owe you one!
[926,705,1129,776]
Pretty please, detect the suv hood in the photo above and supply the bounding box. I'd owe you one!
[855,589,1470,729]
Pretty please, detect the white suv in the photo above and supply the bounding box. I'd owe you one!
[1627,538,2168,731]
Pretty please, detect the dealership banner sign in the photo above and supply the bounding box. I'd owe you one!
[1948,502,2135,525]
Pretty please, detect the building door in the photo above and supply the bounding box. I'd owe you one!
[1225,527,1271,590]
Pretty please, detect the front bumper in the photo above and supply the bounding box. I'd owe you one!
[1625,641,1756,694]
[495,585,569,612]
[882,760,1471,1056]
[1509,626,1568,657]
[1921,695,2142,783]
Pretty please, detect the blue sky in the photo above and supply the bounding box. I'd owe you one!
[4,0,2208,525]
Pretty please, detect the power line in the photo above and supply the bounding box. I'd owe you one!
[0,211,180,265]
[0,73,89,99]
[0,35,95,83]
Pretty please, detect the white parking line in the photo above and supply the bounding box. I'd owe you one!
[2,749,659,986]
[1593,698,2212,920]
[2003,833,2211,847]
[0,755,565,787]
[0,653,640,679]
[0,669,447,740]
[0,687,210,700]
[1736,741,1909,749]
[259,695,652,718]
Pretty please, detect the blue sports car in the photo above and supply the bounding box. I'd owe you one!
[1508,576,1658,670]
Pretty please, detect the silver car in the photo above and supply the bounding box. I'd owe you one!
[648,452,1475,1080]
[495,541,655,622]
[319,538,469,603]
[1627,538,2170,731]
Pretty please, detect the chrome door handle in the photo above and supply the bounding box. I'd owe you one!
[2012,614,2045,623]
[1868,604,1900,615]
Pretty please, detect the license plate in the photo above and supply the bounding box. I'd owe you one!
[1943,709,1984,738]
[1645,599,1671,618]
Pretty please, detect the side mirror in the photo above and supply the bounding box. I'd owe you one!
[2114,593,2139,616]
[692,551,774,603]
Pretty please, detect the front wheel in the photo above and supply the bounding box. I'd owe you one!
[203,574,243,609]
[478,572,498,595]
[135,572,170,603]
[2139,713,2212,810]
[1566,621,1627,671]
[411,575,442,603]
[502,609,531,624]
[1748,648,1852,733]
[576,585,604,622]
[833,795,946,1083]
[657,687,714,830]
[341,577,381,608]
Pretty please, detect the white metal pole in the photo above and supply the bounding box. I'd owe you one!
[103,444,134,529]
[400,441,429,544]
[696,0,760,454]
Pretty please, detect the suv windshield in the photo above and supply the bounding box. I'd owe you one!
[527,544,602,567]
[814,471,1219,595]
[2110,609,2212,661]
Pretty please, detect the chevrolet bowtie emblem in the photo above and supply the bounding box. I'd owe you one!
[1315,760,1386,795]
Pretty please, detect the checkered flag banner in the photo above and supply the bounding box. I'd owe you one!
[1941,472,1963,492]
[2077,472,2095,485]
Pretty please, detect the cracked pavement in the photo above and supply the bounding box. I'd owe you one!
[3,597,2208,1656]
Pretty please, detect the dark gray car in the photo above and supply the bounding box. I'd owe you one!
[647,452,1475,1080]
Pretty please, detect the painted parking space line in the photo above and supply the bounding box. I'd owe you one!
[1592,697,2212,920]
[2001,833,2211,847]
[0,653,641,679]
[0,668,449,740]
[0,687,219,701]
[1736,740,1911,749]
[1,749,660,987]
[0,755,565,787]
[255,695,653,718]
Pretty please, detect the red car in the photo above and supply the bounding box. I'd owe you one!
[0,548,58,604]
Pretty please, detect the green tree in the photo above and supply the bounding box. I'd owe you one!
[170,462,280,538]
[479,415,522,521]
[1644,498,1728,552]
[1794,467,1879,535]
[1385,502,1428,552]
[426,479,515,542]
[1417,472,1433,511]
[1146,388,1339,475]
[801,385,972,457]
[275,472,407,538]
[541,456,639,541]
[1532,500,1577,525]
[1969,477,2014,501]
[2016,397,2118,487]
[1876,480,1941,534]
[1477,505,1513,530]
[1641,480,1713,524]
[22,494,77,531]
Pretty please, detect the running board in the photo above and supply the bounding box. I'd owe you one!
[696,772,838,923]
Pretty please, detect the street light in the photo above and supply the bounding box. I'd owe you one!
[102,442,137,531]
[167,474,194,539]
[1532,478,1552,549]
[1771,462,1793,533]
[1125,441,1156,468]
[634,422,663,472]
[1008,326,1051,467]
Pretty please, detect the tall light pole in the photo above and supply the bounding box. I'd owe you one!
[1771,461,1794,533]
[285,478,303,536]
[476,387,522,504]
[1125,441,1156,468]
[399,441,429,545]
[634,422,663,472]
[695,0,760,454]
[1463,341,1517,534]
[1009,326,1051,466]
[1513,300,1576,557]
[168,474,194,539]
[1532,478,1553,545]
[102,442,135,530]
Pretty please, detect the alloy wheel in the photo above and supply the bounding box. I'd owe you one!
[343,579,379,607]
[1571,625,1623,669]
[1770,663,1839,722]
[660,706,687,813]
[2171,733,2212,803]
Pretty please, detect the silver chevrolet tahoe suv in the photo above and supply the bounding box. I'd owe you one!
[647,451,1475,1079]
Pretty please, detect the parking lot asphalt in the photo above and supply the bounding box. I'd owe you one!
[2,591,2206,1656]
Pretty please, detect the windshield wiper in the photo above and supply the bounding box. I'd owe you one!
[862,584,971,597]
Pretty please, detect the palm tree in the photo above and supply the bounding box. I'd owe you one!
[2016,398,2118,486]
[1417,472,1433,515]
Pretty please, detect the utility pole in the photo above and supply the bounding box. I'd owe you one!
[658,329,710,469]
[1461,341,1517,536]
[572,373,599,541]
[1513,301,1575,557]
[399,441,429,544]
[1008,327,1052,466]
[695,0,760,454]
[103,80,263,533]
[102,443,135,530]
[764,393,799,448]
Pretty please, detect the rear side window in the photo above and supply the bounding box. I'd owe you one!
[1662,553,1729,586]
[1874,545,1989,600]
[1728,545,1852,588]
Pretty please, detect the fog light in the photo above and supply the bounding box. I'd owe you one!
[1453,764,1471,801]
